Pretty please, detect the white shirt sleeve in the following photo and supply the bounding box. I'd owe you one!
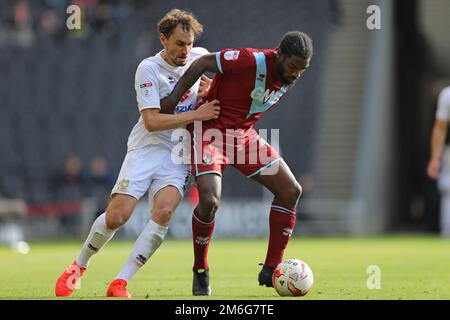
[190,47,210,61]
[135,62,160,111]
[436,87,450,121]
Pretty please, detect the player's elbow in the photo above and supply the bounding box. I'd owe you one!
[434,119,448,131]
[143,118,159,132]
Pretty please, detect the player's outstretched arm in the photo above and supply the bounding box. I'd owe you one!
[142,99,220,132]
[427,119,448,179]
[160,54,220,114]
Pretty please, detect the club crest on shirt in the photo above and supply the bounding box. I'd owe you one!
[224,50,240,61]
[117,179,129,192]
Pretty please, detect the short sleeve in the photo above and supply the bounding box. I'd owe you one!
[190,47,210,58]
[215,48,254,74]
[135,63,160,111]
[436,87,450,121]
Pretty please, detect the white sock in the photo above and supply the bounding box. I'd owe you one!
[115,219,168,282]
[76,212,116,268]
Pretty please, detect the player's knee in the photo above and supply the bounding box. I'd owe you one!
[152,206,173,225]
[290,182,302,204]
[200,195,220,217]
[278,182,302,208]
[105,206,131,230]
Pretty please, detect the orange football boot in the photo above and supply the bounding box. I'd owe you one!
[106,279,132,298]
[55,261,86,297]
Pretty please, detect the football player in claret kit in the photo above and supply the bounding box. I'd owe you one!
[161,31,313,295]
[55,9,219,298]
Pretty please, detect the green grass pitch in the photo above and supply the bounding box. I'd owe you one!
[1,236,450,299]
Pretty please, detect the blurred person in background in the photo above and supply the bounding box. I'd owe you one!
[86,155,114,217]
[49,154,85,202]
[37,7,63,40]
[55,9,219,298]
[49,154,86,236]
[10,1,35,47]
[91,2,119,41]
[427,85,450,237]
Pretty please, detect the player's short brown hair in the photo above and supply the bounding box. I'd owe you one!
[158,9,203,38]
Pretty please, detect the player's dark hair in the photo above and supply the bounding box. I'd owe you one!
[158,9,203,38]
[278,31,313,59]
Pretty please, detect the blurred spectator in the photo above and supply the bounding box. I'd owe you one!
[49,155,85,201]
[86,155,114,216]
[11,1,35,47]
[1,0,129,45]
[91,3,120,41]
[49,154,86,236]
[87,155,113,192]
[37,8,61,39]
[0,170,26,200]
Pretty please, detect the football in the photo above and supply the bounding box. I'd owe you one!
[272,259,314,296]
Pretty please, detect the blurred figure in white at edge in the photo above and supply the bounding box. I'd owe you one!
[427,85,450,237]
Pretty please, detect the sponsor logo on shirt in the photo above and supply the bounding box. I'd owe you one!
[250,87,284,104]
[139,82,153,88]
[175,103,193,113]
[224,50,240,61]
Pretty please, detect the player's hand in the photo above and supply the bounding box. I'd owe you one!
[194,99,220,121]
[427,159,440,180]
[198,75,212,97]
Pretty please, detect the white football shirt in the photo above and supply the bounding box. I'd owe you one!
[127,47,209,151]
[436,86,450,121]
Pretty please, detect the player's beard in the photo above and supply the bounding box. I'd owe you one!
[163,50,188,67]
[276,61,296,86]
[175,52,189,66]
[175,55,188,66]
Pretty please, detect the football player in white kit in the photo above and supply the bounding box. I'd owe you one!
[55,9,220,298]
[427,86,450,237]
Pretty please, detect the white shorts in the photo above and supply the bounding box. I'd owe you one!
[111,145,190,200]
